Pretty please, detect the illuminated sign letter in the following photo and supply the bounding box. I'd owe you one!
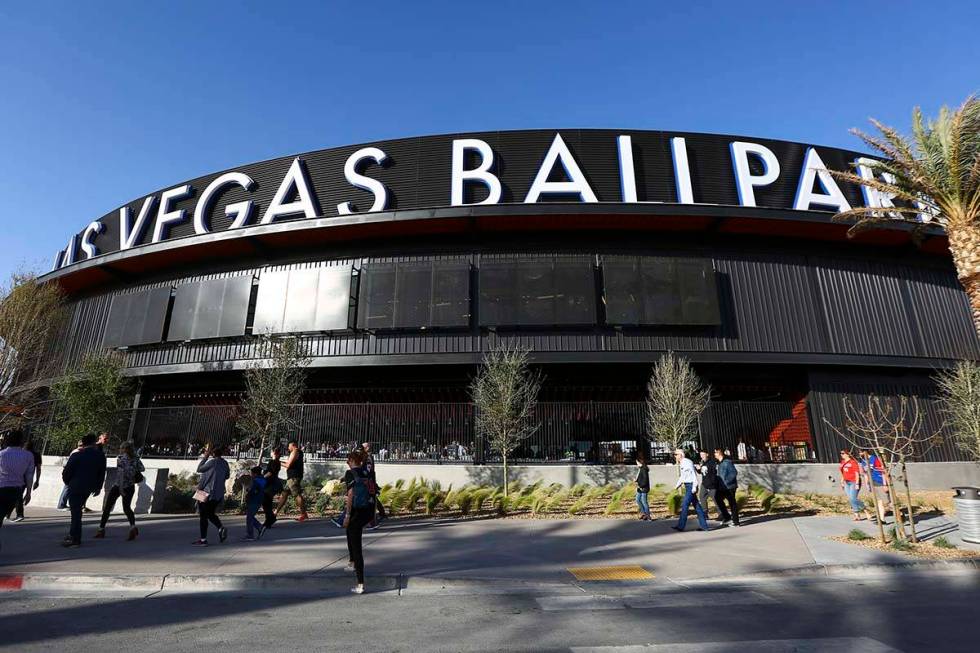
[525,133,598,203]
[730,142,780,208]
[337,147,389,215]
[152,184,193,243]
[59,235,77,268]
[617,135,656,203]
[261,158,320,224]
[451,139,501,206]
[119,196,157,250]
[793,148,851,212]
[194,172,256,233]
[80,221,105,259]
[671,137,695,204]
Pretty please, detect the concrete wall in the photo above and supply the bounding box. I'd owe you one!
[37,456,168,514]
[141,457,980,494]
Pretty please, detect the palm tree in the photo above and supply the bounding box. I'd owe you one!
[831,96,980,335]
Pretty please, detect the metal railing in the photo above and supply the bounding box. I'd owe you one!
[35,400,813,464]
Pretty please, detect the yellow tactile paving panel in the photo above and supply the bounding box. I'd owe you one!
[566,565,655,581]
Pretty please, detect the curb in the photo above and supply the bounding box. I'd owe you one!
[679,559,980,584]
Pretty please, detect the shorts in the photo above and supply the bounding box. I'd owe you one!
[283,478,304,497]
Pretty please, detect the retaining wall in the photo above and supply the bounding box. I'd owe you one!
[37,456,169,514]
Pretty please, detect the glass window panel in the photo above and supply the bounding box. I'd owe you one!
[192,279,226,339]
[641,258,682,324]
[102,294,131,347]
[166,284,199,341]
[314,267,352,331]
[553,258,596,324]
[253,271,289,335]
[216,277,251,338]
[357,264,396,330]
[394,263,432,328]
[602,258,642,324]
[478,262,515,326]
[140,287,171,344]
[282,269,318,333]
[431,263,470,327]
[518,260,554,325]
[676,260,720,324]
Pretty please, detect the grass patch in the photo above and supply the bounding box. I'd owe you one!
[932,536,957,549]
[847,528,871,541]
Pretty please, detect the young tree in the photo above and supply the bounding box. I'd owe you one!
[935,360,980,461]
[830,96,980,335]
[50,351,133,453]
[824,395,939,543]
[236,335,310,465]
[470,345,542,497]
[0,272,66,432]
[645,351,711,456]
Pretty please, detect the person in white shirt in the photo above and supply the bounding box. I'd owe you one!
[671,449,709,532]
[0,430,35,547]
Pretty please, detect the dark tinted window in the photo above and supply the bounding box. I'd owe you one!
[102,287,171,347]
[167,276,251,341]
[603,256,719,325]
[357,260,471,330]
[479,255,596,326]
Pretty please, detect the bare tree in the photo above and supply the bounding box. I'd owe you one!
[471,345,542,497]
[236,334,311,465]
[935,361,980,461]
[645,351,711,455]
[824,395,940,543]
[0,271,66,433]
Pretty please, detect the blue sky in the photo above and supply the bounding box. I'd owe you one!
[1,1,977,279]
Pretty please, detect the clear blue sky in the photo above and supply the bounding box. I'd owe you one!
[1,1,977,279]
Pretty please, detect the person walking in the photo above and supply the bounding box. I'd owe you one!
[839,450,874,522]
[94,441,144,541]
[262,447,283,529]
[61,433,107,548]
[342,448,376,594]
[635,453,651,520]
[0,430,36,551]
[671,449,709,532]
[275,440,308,522]
[714,448,740,527]
[861,450,891,521]
[192,444,230,546]
[695,450,718,519]
[243,466,267,541]
[362,441,386,529]
[56,439,84,512]
[9,440,41,523]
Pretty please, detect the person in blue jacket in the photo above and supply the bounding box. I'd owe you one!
[244,466,267,541]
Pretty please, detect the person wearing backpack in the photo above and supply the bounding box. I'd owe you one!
[342,448,376,594]
[95,441,145,541]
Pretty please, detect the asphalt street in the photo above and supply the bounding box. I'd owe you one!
[0,572,976,652]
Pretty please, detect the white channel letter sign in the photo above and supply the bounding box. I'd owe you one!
[55,131,887,269]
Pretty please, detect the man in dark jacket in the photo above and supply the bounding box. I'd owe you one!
[714,448,740,527]
[695,450,719,520]
[62,433,107,547]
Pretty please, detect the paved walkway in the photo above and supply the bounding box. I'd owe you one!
[0,509,974,585]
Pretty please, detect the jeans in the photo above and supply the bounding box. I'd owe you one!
[676,482,709,530]
[57,485,70,510]
[99,485,136,529]
[697,483,713,518]
[246,504,262,538]
[715,486,739,525]
[345,506,375,585]
[635,491,650,517]
[844,482,865,513]
[198,500,223,540]
[68,491,89,543]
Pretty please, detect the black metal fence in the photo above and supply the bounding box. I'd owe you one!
[35,400,813,464]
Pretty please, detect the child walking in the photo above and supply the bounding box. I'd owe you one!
[244,466,267,541]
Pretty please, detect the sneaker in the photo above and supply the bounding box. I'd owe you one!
[670,525,684,532]
[721,520,731,527]
[257,525,267,540]
[351,585,364,594]
[57,507,69,512]
[62,540,80,548]
[10,516,24,523]
[127,527,139,541]
[697,527,710,532]
[94,528,106,539]
[732,523,741,528]
[82,507,93,514]
[331,516,344,529]
[366,521,380,531]
[297,513,309,522]
[218,527,228,543]
[191,539,208,546]
[243,536,257,542]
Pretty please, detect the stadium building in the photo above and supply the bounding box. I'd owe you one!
[38,129,980,464]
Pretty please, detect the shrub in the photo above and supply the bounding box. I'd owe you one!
[567,495,590,515]
[666,491,681,516]
[760,492,777,513]
[520,480,543,496]
[470,487,495,512]
[890,538,912,552]
[394,479,406,489]
[424,489,446,515]
[735,491,749,511]
[492,491,515,515]
[315,493,334,516]
[569,483,589,498]
[544,490,569,512]
[932,536,957,549]
[456,491,475,516]
[387,489,407,515]
[163,472,199,513]
[847,528,871,541]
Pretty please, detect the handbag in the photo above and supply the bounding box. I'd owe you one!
[193,489,210,503]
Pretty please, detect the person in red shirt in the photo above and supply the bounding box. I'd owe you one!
[839,450,874,522]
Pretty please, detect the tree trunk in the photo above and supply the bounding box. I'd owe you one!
[865,467,887,543]
[900,459,918,543]
[503,453,509,498]
[882,462,907,541]
[946,222,980,336]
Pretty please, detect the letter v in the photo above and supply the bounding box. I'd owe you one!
[119,196,157,250]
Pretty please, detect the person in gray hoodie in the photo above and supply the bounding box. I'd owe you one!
[192,445,230,546]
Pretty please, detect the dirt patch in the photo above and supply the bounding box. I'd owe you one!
[829,535,979,561]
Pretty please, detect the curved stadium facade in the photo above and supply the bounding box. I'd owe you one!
[39,129,980,464]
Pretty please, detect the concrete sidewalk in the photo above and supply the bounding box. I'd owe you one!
[0,509,975,593]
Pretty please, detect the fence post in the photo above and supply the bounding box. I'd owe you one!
[183,408,196,459]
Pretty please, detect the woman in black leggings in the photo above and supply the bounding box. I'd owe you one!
[343,449,375,594]
[95,441,144,540]
[192,445,230,546]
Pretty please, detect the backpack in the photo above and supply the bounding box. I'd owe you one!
[350,469,376,509]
